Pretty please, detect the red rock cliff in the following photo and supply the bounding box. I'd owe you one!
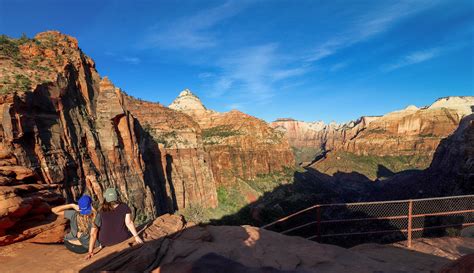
[272,98,473,161]
[0,31,216,245]
[169,89,295,185]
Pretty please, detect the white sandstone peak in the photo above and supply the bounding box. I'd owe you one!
[169,88,207,113]
[428,96,474,115]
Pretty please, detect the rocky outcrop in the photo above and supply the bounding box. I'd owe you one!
[170,90,295,185]
[391,237,474,260]
[168,89,210,116]
[123,94,218,210]
[0,213,463,272]
[439,253,474,273]
[73,214,448,272]
[0,31,217,244]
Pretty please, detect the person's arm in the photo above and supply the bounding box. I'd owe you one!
[125,213,143,244]
[86,226,99,260]
[51,204,79,217]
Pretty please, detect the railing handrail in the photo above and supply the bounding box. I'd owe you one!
[261,194,474,230]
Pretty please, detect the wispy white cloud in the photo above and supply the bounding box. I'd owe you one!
[145,1,248,50]
[208,44,309,101]
[329,62,349,72]
[305,1,439,62]
[121,56,141,65]
[198,72,215,79]
[383,47,441,71]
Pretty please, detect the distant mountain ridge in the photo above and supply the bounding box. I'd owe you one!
[271,96,474,179]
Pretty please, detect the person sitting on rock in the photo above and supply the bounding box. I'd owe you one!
[87,188,143,259]
[51,195,100,255]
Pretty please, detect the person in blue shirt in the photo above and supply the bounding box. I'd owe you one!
[51,195,100,254]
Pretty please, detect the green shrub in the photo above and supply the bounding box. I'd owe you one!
[202,125,241,140]
[0,35,20,59]
[446,227,460,237]
[153,131,178,147]
[134,211,152,226]
[13,74,32,91]
[0,85,10,94]
[180,204,209,223]
[17,33,31,45]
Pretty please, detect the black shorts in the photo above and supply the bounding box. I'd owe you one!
[64,239,88,254]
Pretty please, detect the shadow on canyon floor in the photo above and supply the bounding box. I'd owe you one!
[209,167,409,247]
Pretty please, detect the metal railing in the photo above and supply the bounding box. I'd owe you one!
[262,195,474,247]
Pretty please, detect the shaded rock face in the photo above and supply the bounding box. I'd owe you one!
[427,113,474,190]
[169,90,295,185]
[123,96,217,209]
[0,31,216,244]
[379,113,474,198]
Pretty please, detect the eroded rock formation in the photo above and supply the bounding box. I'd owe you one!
[0,31,220,244]
[169,89,295,185]
[376,113,474,198]
[272,97,474,179]
[0,31,297,244]
[273,97,473,158]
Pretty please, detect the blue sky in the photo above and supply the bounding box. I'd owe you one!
[0,0,473,123]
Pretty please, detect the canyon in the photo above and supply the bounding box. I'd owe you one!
[0,31,295,245]
[271,97,474,180]
[0,32,472,272]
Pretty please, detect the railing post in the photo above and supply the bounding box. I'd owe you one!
[407,200,413,248]
[316,205,321,243]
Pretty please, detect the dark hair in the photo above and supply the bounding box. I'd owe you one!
[100,200,122,212]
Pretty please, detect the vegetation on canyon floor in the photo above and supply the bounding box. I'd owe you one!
[291,146,323,164]
[179,166,300,225]
[314,151,432,180]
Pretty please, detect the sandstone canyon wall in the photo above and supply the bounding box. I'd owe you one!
[372,112,474,200]
[271,97,474,179]
[0,32,295,244]
[169,89,295,185]
[0,31,220,244]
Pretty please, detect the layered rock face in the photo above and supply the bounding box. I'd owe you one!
[169,90,295,185]
[0,31,217,244]
[122,94,217,209]
[340,99,473,157]
[272,98,474,178]
[271,117,377,163]
[383,113,474,197]
[273,97,473,157]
